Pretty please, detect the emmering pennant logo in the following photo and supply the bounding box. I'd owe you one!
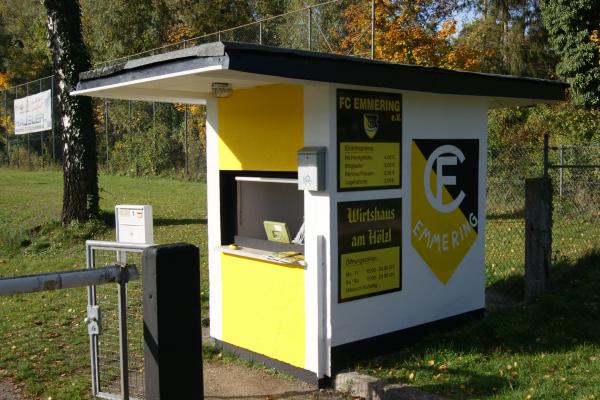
[363,113,379,139]
[411,139,479,284]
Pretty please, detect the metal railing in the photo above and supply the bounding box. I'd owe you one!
[0,241,202,400]
[0,257,139,400]
[86,240,152,400]
[0,264,137,297]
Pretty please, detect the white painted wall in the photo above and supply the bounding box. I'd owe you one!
[207,82,488,378]
[206,96,223,341]
[328,88,487,348]
[303,84,334,376]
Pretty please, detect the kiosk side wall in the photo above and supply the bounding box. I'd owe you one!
[329,89,487,357]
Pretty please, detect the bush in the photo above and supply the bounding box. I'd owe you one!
[110,123,182,176]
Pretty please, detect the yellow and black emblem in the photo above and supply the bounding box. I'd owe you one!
[363,113,379,139]
[411,139,479,284]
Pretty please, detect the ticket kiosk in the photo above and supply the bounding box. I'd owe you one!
[73,42,568,385]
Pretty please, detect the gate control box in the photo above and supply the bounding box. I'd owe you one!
[297,146,326,191]
[115,204,154,244]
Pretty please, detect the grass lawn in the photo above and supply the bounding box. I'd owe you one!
[357,250,600,399]
[1,168,599,399]
[0,169,207,399]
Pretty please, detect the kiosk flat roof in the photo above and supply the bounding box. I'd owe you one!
[74,41,568,107]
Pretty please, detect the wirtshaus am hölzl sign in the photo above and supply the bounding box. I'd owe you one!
[338,198,402,302]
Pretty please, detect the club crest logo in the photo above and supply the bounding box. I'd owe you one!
[363,113,379,139]
[411,139,479,284]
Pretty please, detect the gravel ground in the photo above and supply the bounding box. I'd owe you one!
[0,380,25,400]
[0,361,345,400]
[204,360,345,400]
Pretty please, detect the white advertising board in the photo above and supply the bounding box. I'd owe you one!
[14,90,52,135]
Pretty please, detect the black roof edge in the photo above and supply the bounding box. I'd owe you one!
[77,41,568,101]
[221,42,568,101]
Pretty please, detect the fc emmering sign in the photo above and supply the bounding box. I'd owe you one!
[337,89,402,191]
[338,199,402,302]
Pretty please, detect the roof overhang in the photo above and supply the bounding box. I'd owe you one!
[74,42,569,108]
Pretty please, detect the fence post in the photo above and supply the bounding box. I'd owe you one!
[3,90,7,165]
[26,83,30,168]
[308,6,312,51]
[51,75,55,164]
[40,79,44,168]
[15,87,19,168]
[559,144,564,198]
[142,243,203,399]
[104,100,109,169]
[371,0,375,60]
[524,177,552,300]
[184,105,189,176]
[543,133,549,178]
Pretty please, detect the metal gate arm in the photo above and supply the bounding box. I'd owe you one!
[0,264,138,296]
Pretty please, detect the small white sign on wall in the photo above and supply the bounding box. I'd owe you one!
[115,205,154,244]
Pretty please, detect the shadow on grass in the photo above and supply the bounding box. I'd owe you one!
[487,249,600,302]
[100,210,206,228]
[486,209,525,220]
[359,248,600,399]
[154,218,207,226]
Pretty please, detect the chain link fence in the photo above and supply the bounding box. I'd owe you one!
[547,145,600,264]
[0,76,60,170]
[0,0,598,295]
[486,143,600,295]
[0,0,373,178]
[93,0,373,69]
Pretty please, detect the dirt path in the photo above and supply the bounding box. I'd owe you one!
[0,362,343,400]
[0,380,25,400]
[203,361,343,400]
[1,329,343,400]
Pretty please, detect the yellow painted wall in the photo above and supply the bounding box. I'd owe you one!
[221,253,306,368]
[218,84,304,171]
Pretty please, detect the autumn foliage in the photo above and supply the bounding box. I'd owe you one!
[0,72,9,90]
[340,0,482,70]
[0,72,11,132]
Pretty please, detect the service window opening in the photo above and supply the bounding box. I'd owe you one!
[220,171,304,252]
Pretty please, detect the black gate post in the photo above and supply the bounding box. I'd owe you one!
[142,243,203,399]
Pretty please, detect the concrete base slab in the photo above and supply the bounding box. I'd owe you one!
[334,372,446,400]
[335,372,386,400]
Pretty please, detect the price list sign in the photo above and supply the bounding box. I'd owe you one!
[338,199,402,302]
[337,89,402,191]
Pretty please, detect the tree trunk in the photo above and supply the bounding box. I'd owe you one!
[44,0,99,225]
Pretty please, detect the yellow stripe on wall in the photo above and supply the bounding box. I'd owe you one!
[217,84,304,171]
[221,253,306,368]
